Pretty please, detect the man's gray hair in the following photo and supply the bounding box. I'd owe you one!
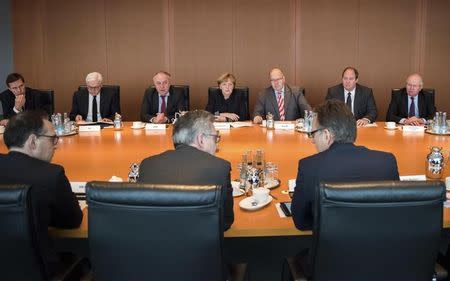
[172,110,215,146]
[85,72,103,84]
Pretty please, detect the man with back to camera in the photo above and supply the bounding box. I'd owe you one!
[386,73,436,125]
[326,66,377,126]
[138,110,234,230]
[0,110,82,279]
[69,72,121,122]
[140,71,187,123]
[292,100,399,231]
[0,73,46,126]
[253,68,311,123]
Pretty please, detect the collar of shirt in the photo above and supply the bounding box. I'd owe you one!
[274,87,285,98]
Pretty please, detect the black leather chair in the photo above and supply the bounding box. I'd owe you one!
[0,184,88,281]
[37,89,55,116]
[86,181,247,281]
[78,85,121,113]
[392,88,435,105]
[285,181,447,281]
[149,84,190,110]
[208,86,250,120]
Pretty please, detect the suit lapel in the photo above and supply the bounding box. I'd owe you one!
[82,90,89,118]
[338,84,346,101]
[268,88,280,119]
[401,91,409,117]
[99,90,107,117]
[283,86,292,117]
[167,86,174,112]
[353,85,361,116]
[418,91,425,118]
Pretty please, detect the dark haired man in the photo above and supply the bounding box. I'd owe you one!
[291,100,399,231]
[138,110,233,230]
[0,73,45,125]
[0,110,82,278]
[326,66,377,126]
[140,71,187,123]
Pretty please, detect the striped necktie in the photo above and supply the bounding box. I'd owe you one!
[277,92,285,121]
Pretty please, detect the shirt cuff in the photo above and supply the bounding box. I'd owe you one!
[399,118,406,124]
[13,107,21,113]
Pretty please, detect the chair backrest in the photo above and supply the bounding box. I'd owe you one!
[0,184,46,281]
[149,85,190,110]
[78,85,121,113]
[37,89,55,116]
[208,86,250,120]
[87,181,224,281]
[392,88,435,105]
[311,180,445,281]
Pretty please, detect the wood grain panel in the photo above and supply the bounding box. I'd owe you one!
[43,0,107,113]
[233,0,295,114]
[105,0,166,120]
[423,0,450,113]
[171,0,233,111]
[11,0,46,88]
[297,0,360,108]
[358,0,416,120]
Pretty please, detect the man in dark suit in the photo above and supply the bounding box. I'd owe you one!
[69,72,120,122]
[0,73,45,125]
[292,100,399,231]
[140,71,186,123]
[0,110,83,279]
[253,68,311,123]
[386,73,436,125]
[326,66,377,126]
[138,110,234,230]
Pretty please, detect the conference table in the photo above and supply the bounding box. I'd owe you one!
[1,122,449,238]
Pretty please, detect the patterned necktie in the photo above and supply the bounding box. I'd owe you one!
[160,96,166,113]
[346,92,352,110]
[277,92,285,121]
[92,95,98,122]
[409,97,415,117]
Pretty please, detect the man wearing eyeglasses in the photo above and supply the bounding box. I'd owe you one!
[140,71,187,123]
[138,110,233,230]
[69,72,121,122]
[0,73,46,126]
[386,73,436,125]
[0,110,82,279]
[253,68,311,123]
[291,100,399,231]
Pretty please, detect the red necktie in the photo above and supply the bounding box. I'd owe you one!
[277,92,285,121]
[160,96,166,113]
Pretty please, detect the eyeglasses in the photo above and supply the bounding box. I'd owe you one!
[37,134,59,145]
[204,131,221,143]
[307,128,324,139]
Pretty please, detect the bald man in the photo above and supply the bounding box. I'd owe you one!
[69,72,120,122]
[253,68,311,123]
[140,71,187,123]
[386,74,436,125]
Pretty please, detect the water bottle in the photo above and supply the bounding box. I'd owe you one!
[55,113,64,136]
[114,112,122,130]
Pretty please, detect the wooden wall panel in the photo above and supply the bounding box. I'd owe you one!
[358,0,416,119]
[11,0,46,88]
[105,0,166,120]
[423,0,450,113]
[297,0,359,106]
[10,0,450,120]
[172,0,233,110]
[43,0,108,113]
[233,0,295,113]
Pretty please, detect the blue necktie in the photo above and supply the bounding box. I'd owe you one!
[409,97,415,117]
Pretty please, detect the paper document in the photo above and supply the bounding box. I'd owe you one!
[230,122,253,128]
[399,175,427,181]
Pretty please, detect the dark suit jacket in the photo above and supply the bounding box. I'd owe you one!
[291,143,399,231]
[206,88,249,121]
[253,85,311,121]
[0,151,82,277]
[326,83,378,122]
[386,88,436,122]
[0,87,45,119]
[69,87,120,120]
[138,144,234,230]
[140,86,186,122]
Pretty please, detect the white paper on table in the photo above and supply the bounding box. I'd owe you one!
[213,122,231,130]
[362,123,378,127]
[275,203,286,218]
[230,122,253,128]
[399,175,427,181]
[78,200,87,210]
[401,125,425,133]
[70,182,87,193]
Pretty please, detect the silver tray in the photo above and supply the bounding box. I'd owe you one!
[425,130,450,136]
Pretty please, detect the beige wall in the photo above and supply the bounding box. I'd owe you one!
[11,0,450,120]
